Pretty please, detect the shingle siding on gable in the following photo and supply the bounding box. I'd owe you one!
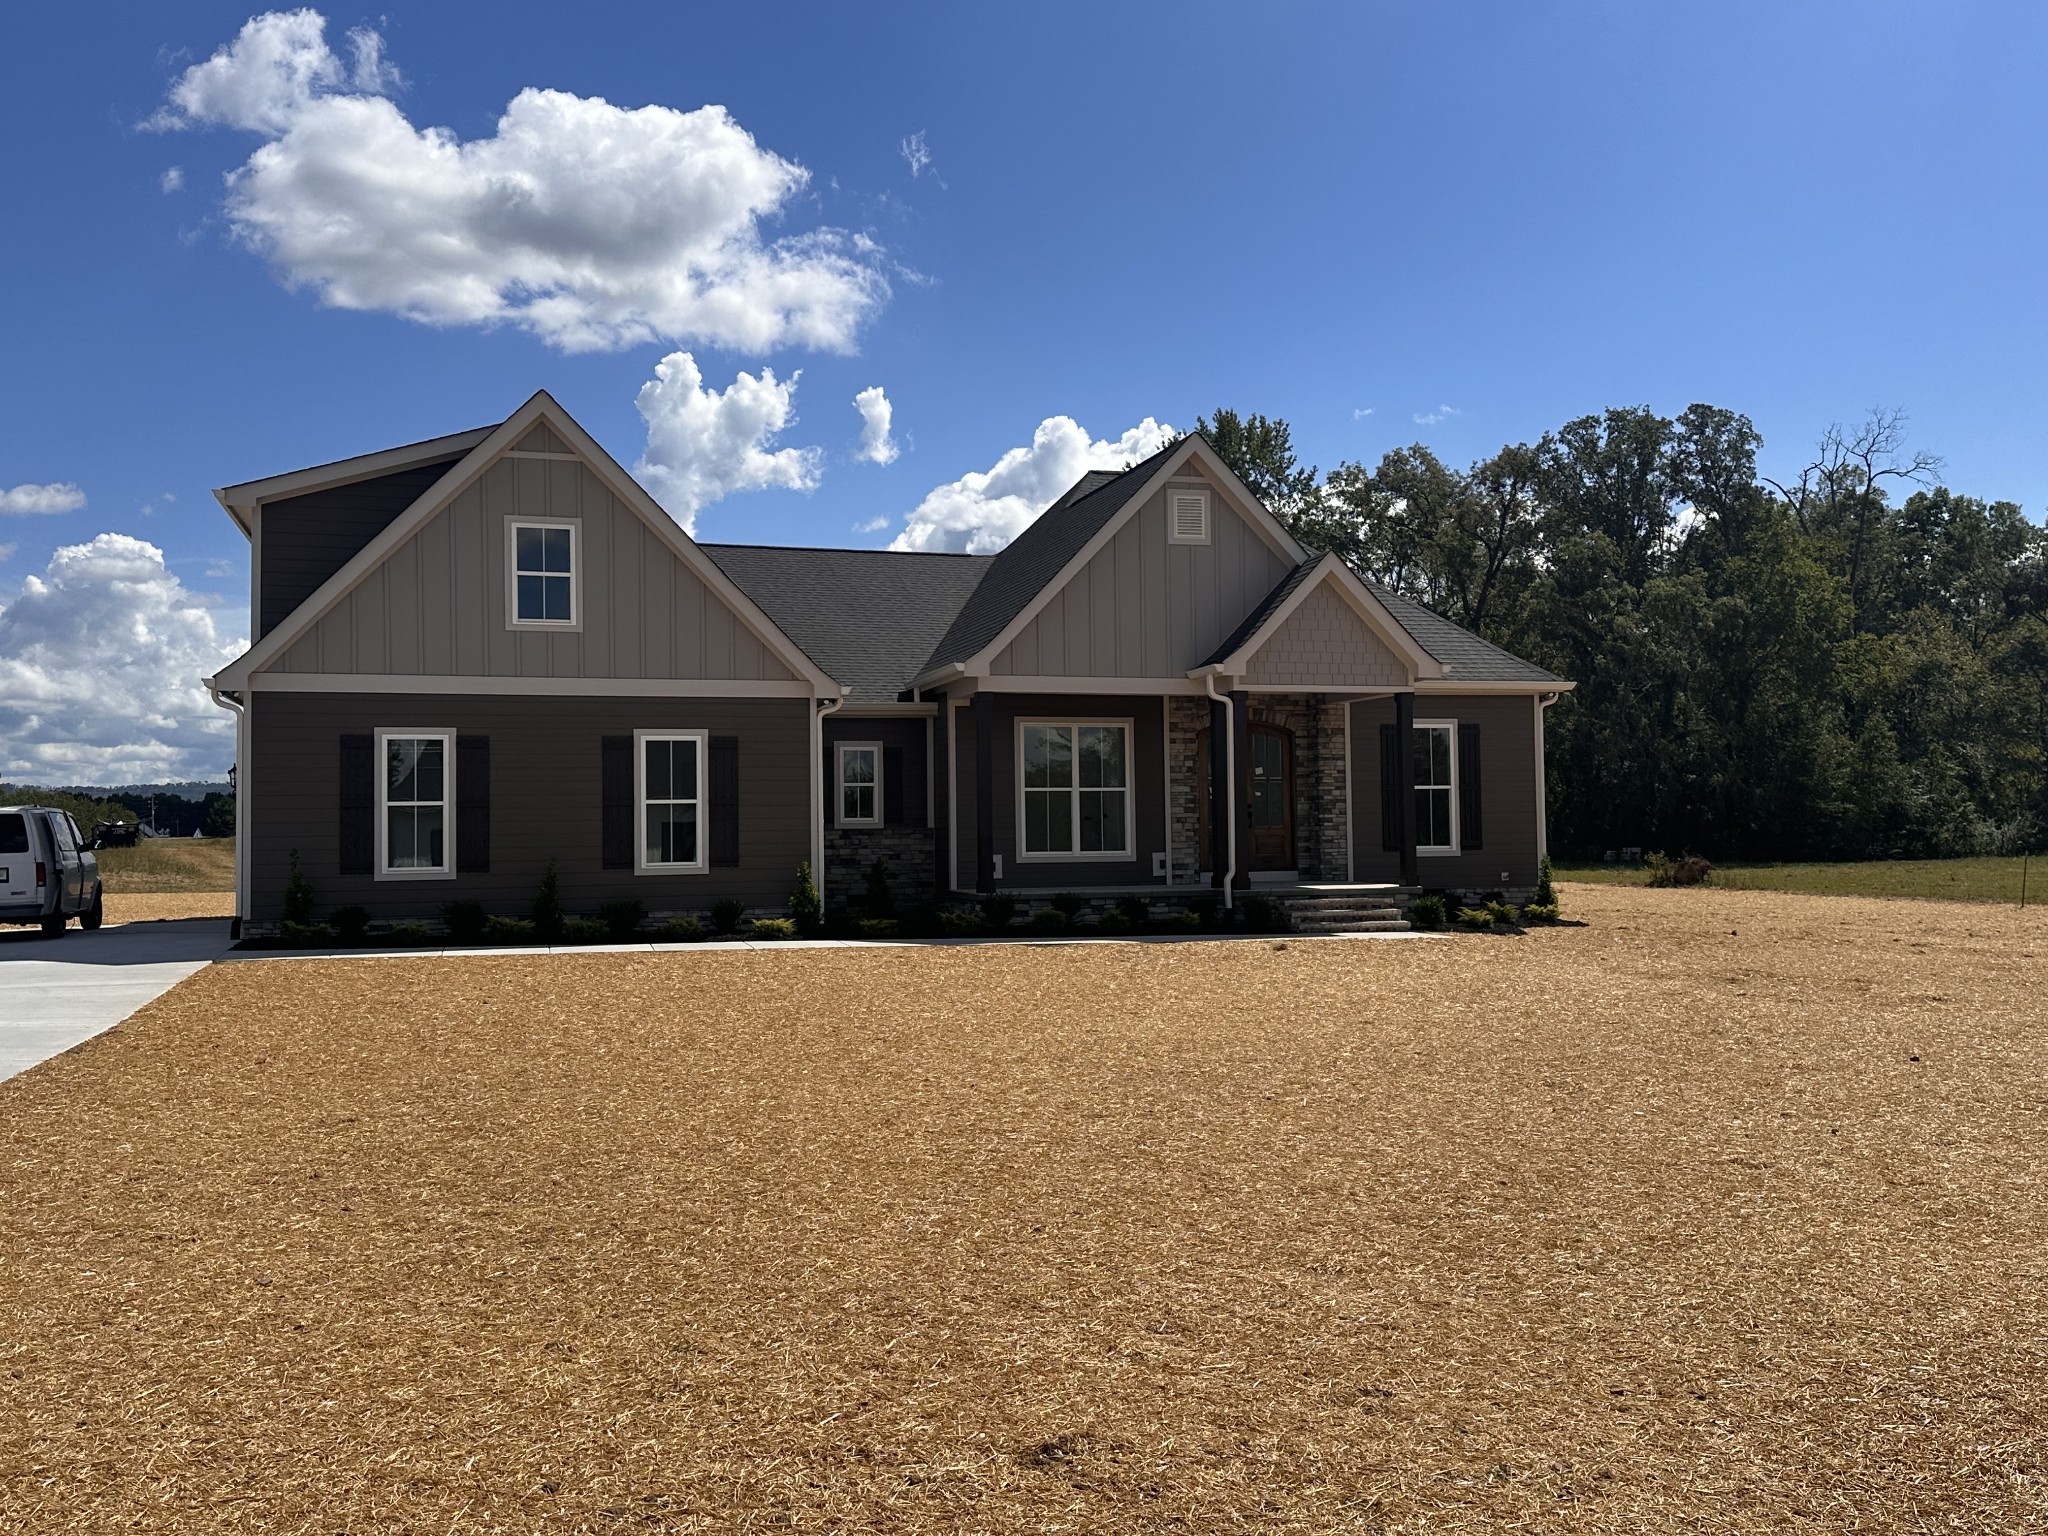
[268,454,795,683]
[1244,581,1408,687]
[990,475,1294,678]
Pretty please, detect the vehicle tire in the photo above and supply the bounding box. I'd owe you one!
[81,886,104,931]
[40,912,66,937]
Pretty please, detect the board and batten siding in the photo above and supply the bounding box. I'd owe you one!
[1243,580,1408,688]
[258,458,464,641]
[988,467,1295,679]
[248,692,811,921]
[1347,694,1542,889]
[269,455,795,683]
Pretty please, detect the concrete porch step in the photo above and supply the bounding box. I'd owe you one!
[1273,890,1410,934]
[1292,917,1412,934]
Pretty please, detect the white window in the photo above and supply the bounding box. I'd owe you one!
[1019,720,1131,858]
[1413,720,1458,854]
[837,742,882,827]
[507,518,579,628]
[1168,486,1210,544]
[637,730,707,874]
[377,729,454,879]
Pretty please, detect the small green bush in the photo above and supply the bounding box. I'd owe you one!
[1409,893,1447,930]
[659,914,706,943]
[1485,898,1519,926]
[389,920,432,946]
[1027,907,1070,935]
[709,898,747,935]
[1095,908,1132,935]
[788,861,823,938]
[936,907,983,937]
[1189,895,1222,931]
[1049,891,1086,919]
[531,862,565,942]
[1533,855,1557,909]
[750,916,797,940]
[1115,895,1150,930]
[282,850,316,927]
[1645,851,1713,888]
[442,900,486,945]
[854,916,900,939]
[598,897,646,940]
[485,914,537,943]
[1520,901,1561,924]
[330,905,370,945]
[562,916,607,944]
[1164,907,1203,932]
[1454,905,1495,930]
[979,894,1017,929]
[280,920,330,946]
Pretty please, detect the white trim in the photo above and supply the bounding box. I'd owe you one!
[213,426,496,534]
[835,740,883,827]
[1416,679,1574,695]
[1190,553,1444,683]
[1167,485,1211,544]
[634,729,709,876]
[245,673,816,698]
[1015,716,1135,862]
[505,516,582,632]
[374,728,456,881]
[977,675,1210,695]
[1412,718,1458,856]
[1535,692,1558,865]
[832,701,939,717]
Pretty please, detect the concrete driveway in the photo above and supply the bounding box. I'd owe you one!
[0,919,234,1083]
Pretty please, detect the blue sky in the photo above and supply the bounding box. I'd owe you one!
[3,1,2045,781]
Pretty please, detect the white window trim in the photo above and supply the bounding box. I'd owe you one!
[1167,484,1211,545]
[505,516,583,632]
[374,727,456,881]
[1413,718,1459,856]
[1015,716,1135,862]
[635,728,709,876]
[836,740,883,828]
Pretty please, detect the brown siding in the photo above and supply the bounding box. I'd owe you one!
[1348,694,1542,890]
[249,692,811,921]
[258,458,463,639]
[820,714,929,828]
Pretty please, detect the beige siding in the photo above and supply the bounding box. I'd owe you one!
[990,465,1295,678]
[1244,580,1408,687]
[270,454,796,682]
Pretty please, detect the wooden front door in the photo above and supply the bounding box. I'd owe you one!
[1248,724,1295,870]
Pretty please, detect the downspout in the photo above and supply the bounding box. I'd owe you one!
[207,684,246,939]
[1535,691,1560,866]
[812,693,845,909]
[1203,673,1238,909]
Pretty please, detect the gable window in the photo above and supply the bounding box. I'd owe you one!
[1020,721,1130,858]
[638,730,707,873]
[838,742,882,827]
[1413,721,1457,854]
[508,519,578,627]
[377,729,453,878]
[1168,487,1210,544]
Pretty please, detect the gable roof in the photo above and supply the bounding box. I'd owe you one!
[214,424,498,536]
[1365,582,1566,684]
[702,545,995,703]
[1194,552,1445,681]
[207,391,837,695]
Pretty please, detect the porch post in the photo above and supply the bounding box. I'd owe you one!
[930,690,951,903]
[1395,689,1419,887]
[1230,688,1253,905]
[973,690,996,894]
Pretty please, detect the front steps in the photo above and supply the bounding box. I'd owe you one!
[1275,890,1411,935]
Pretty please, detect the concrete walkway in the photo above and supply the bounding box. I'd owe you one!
[0,919,235,1083]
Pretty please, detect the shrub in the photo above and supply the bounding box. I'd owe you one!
[390,920,432,946]
[1520,901,1561,924]
[599,898,646,940]
[1454,905,1496,930]
[861,858,896,920]
[1164,907,1203,932]
[1240,892,1286,933]
[980,894,1018,929]
[1116,895,1150,929]
[854,916,900,939]
[788,861,823,938]
[1095,908,1131,935]
[330,905,370,945]
[750,916,797,940]
[531,862,565,942]
[1409,893,1447,930]
[1027,907,1070,935]
[709,897,747,935]
[1189,895,1223,931]
[558,916,604,944]
[485,914,537,943]
[936,907,983,937]
[442,900,487,945]
[659,914,706,943]
[282,850,316,927]
[1646,852,1713,888]
[280,920,330,947]
[1533,855,1557,909]
[1049,891,1086,918]
[1485,898,1519,926]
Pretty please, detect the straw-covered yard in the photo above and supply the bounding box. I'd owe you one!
[3,886,2044,1532]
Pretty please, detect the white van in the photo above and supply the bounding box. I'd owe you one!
[0,807,104,936]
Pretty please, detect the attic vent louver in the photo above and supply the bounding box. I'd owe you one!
[1169,488,1210,544]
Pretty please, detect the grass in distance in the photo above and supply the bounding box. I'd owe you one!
[93,835,236,894]
[1557,853,2042,905]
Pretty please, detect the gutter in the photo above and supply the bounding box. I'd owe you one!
[1202,672,1238,909]
[811,691,846,908]
[207,683,247,937]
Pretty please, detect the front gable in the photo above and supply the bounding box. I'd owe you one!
[1241,575,1408,687]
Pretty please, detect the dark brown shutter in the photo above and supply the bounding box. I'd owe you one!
[709,735,740,867]
[1458,722,1483,851]
[339,734,374,875]
[1379,723,1400,853]
[601,735,633,870]
[456,735,491,873]
[883,743,905,826]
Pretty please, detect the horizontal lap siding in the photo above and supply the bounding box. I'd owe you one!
[250,693,811,920]
[821,716,928,828]
[1348,694,1541,889]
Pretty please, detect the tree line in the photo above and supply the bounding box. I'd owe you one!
[1195,405,2048,861]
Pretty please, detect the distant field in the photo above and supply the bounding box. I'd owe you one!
[1558,854,2042,905]
[93,836,235,894]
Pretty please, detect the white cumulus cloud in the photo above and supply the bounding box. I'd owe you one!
[853,386,898,465]
[889,415,1176,554]
[0,483,86,515]
[151,10,888,354]
[632,351,822,534]
[160,165,185,193]
[0,534,246,783]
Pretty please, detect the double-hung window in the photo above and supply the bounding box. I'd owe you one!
[838,742,881,826]
[1020,721,1130,858]
[638,730,707,873]
[509,519,578,627]
[378,729,453,877]
[1413,721,1457,853]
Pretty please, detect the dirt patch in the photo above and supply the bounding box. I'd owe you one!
[104,892,236,924]
[2,884,2044,1531]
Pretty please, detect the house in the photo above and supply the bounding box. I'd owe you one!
[204,391,1571,936]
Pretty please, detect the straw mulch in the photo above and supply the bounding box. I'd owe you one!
[104,892,236,924]
[2,885,2043,1532]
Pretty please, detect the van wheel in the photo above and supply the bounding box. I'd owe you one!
[40,913,66,937]
[81,887,104,931]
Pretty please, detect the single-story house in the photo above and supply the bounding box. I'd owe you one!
[204,391,1571,935]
